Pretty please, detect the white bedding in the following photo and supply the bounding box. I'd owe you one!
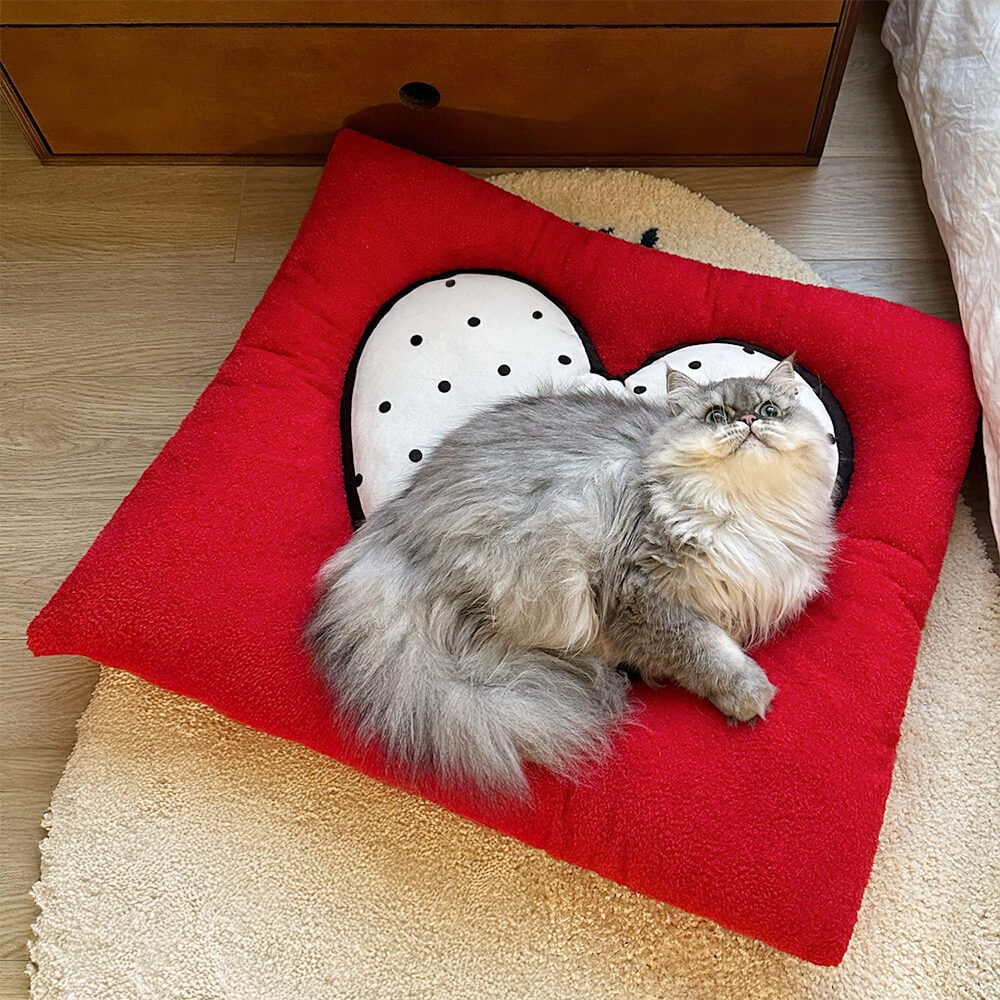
[883,0,1000,548]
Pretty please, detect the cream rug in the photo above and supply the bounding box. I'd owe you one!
[28,171,999,999]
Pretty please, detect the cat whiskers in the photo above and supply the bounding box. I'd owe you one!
[752,423,799,452]
[719,424,763,454]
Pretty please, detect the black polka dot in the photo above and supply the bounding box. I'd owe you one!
[633,385,647,394]
[532,310,543,319]
[688,360,702,370]
[558,355,572,365]
[409,449,423,463]
[353,473,363,487]
[378,400,391,413]
[467,317,480,327]
[828,433,837,445]
[743,347,755,354]
[445,278,456,287]
[410,334,423,346]
[438,380,451,393]
[640,227,659,248]
[497,364,511,376]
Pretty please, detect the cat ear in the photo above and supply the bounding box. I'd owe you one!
[764,354,798,393]
[665,367,701,414]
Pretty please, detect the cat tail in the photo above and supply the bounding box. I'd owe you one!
[306,541,631,799]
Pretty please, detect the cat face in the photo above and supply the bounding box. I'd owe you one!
[656,358,829,480]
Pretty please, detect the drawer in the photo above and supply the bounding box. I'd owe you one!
[0,1,846,27]
[1,24,835,163]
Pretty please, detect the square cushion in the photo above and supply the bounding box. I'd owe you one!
[28,130,978,965]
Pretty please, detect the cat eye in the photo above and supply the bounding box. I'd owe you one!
[704,407,729,424]
[758,402,781,418]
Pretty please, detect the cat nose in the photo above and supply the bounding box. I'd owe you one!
[739,414,756,426]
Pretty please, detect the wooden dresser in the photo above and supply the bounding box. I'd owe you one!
[1,0,861,166]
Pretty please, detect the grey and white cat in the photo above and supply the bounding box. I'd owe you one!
[308,358,837,797]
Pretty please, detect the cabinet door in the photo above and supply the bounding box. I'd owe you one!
[1,25,835,161]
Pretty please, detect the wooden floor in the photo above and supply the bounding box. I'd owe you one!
[0,4,994,996]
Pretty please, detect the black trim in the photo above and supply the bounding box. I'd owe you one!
[341,270,854,526]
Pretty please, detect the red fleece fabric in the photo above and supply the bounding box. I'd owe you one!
[29,131,977,965]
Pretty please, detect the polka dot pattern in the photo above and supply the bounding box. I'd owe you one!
[349,272,598,516]
[347,273,849,519]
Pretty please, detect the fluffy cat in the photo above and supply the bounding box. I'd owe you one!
[307,358,837,797]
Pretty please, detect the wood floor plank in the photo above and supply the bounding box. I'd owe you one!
[0,960,28,1000]
[2,262,274,378]
[0,162,245,262]
[0,499,120,640]
[0,755,59,969]
[235,166,322,263]
[0,752,65,964]
[0,898,34,964]
[2,754,68,887]
[0,377,206,499]
[805,258,960,322]
[0,99,37,163]
[823,1,917,159]
[0,666,95,967]
[659,159,946,261]
[0,648,98,754]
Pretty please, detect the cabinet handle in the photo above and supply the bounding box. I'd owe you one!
[398,82,441,110]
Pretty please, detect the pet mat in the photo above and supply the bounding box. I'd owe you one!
[28,131,978,964]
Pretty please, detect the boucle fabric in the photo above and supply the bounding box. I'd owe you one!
[26,132,979,965]
[26,166,997,998]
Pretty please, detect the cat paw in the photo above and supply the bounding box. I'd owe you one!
[711,659,776,724]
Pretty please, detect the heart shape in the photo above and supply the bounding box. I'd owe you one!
[342,270,852,523]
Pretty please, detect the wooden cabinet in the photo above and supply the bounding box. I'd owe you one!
[1,1,860,166]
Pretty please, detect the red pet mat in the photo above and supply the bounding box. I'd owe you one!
[28,130,978,965]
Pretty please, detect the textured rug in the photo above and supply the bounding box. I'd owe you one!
[28,170,999,999]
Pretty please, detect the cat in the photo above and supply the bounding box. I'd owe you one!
[307,357,837,798]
